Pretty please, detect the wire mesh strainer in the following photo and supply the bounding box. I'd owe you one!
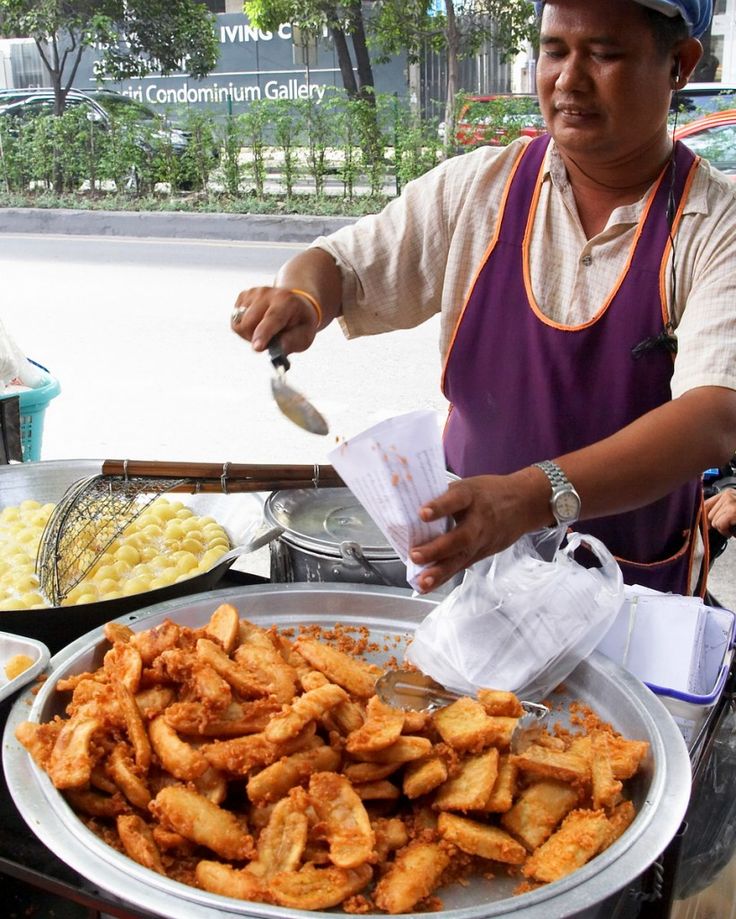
[36,460,344,606]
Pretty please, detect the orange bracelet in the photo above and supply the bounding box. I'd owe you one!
[289,288,323,326]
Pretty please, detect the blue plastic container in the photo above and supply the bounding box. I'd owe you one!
[1,360,61,462]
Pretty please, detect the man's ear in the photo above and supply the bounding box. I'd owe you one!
[673,37,705,87]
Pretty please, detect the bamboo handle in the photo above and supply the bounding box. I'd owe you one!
[101,459,344,488]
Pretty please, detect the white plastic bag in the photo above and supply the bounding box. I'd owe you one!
[405,526,625,701]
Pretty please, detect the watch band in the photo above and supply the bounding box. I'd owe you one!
[534,460,569,489]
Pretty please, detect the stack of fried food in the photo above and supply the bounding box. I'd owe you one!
[15,603,650,914]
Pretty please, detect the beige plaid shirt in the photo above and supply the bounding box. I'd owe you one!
[313,137,736,400]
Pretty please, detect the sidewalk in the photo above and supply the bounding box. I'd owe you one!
[0,207,358,243]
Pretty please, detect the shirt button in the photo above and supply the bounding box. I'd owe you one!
[582,255,593,266]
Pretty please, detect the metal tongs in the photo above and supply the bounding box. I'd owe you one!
[375,670,549,752]
[268,337,329,436]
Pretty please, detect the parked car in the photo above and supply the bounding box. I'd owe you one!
[675,109,736,177]
[442,94,545,148]
[670,82,736,121]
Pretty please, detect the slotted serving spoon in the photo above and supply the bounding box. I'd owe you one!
[268,337,329,436]
[375,670,549,752]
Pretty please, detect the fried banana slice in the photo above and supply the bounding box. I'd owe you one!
[433,697,517,752]
[131,619,182,666]
[248,788,309,877]
[247,743,341,806]
[114,679,152,771]
[151,786,253,860]
[500,779,580,851]
[438,812,527,864]
[403,755,449,799]
[351,735,432,765]
[117,814,166,874]
[602,800,636,848]
[373,840,451,914]
[47,715,102,789]
[372,817,410,862]
[265,683,349,743]
[196,638,269,698]
[433,748,499,812]
[234,625,298,703]
[510,744,590,785]
[522,808,611,883]
[201,723,316,776]
[164,698,282,736]
[148,714,210,781]
[103,642,143,694]
[269,862,372,910]
[353,779,401,802]
[196,860,269,902]
[343,761,400,784]
[481,755,519,813]
[106,743,152,810]
[65,788,128,819]
[590,732,624,810]
[135,685,176,720]
[309,771,375,868]
[293,637,381,699]
[477,689,524,717]
[14,720,62,772]
[345,696,405,754]
[204,603,240,653]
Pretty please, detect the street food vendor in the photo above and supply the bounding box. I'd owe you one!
[231,0,736,597]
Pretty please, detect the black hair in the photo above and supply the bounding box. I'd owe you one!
[640,7,690,56]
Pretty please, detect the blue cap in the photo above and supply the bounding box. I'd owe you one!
[534,1,713,38]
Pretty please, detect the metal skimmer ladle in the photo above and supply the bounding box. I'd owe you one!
[375,670,549,752]
[268,337,329,436]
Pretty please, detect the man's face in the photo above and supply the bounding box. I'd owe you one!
[537,0,675,163]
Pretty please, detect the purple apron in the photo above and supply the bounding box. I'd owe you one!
[443,135,705,594]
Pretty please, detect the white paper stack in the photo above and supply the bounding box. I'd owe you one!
[596,585,710,694]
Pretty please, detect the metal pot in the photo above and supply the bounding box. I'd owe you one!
[0,459,264,652]
[4,582,692,919]
[263,486,408,587]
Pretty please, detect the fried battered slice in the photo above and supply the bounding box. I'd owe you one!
[568,733,649,781]
[204,603,240,653]
[309,771,375,868]
[134,685,176,720]
[151,786,253,860]
[65,788,128,819]
[248,788,309,877]
[269,862,373,910]
[103,641,143,694]
[433,748,499,812]
[15,720,62,771]
[351,735,432,765]
[510,744,590,785]
[602,799,636,849]
[353,780,401,801]
[131,619,182,666]
[373,840,451,914]
[477,688,524,717]
[106,743,152,810]
[246,742,341,805]
[193,766,228,805]
[114,679,152,771]
[590,732,624,810]
[372,817,410,862]
[433,697,517,752]
[195,638,270,698]
[402,755,449,800]
[343,761,400,784]
[47,715,102,789]
[196,860,269,902]
[345,695,405,754]
[164,698,282,736]
[522,808,611,883]
[117,814,166,874]
[293,637,381,699]
[201,723,316,776]
[148,715,210,781]
[104,621,135,645]
[481,755,519,813]
[265,683,349,743]
[234,627,298,704]
[438,812,527,865]
[500,779,580,851]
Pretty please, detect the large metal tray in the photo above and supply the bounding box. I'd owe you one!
[3,583,692,919]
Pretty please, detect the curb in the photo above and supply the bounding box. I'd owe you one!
[0,208,359,243]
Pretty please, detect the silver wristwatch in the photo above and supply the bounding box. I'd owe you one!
[533,460,581,526]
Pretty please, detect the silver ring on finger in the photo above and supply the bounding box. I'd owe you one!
[231,306,247,326]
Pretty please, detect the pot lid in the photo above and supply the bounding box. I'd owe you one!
[264,487,395,556]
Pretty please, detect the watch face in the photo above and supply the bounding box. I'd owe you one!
[555,490,581,520]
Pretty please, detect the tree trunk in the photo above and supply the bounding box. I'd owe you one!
[350,11,375,102]
[329,25,359,97]
[444,0,460,152]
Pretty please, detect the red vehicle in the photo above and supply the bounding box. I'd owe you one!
[453,94,545,147]
[675,109,736,178]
